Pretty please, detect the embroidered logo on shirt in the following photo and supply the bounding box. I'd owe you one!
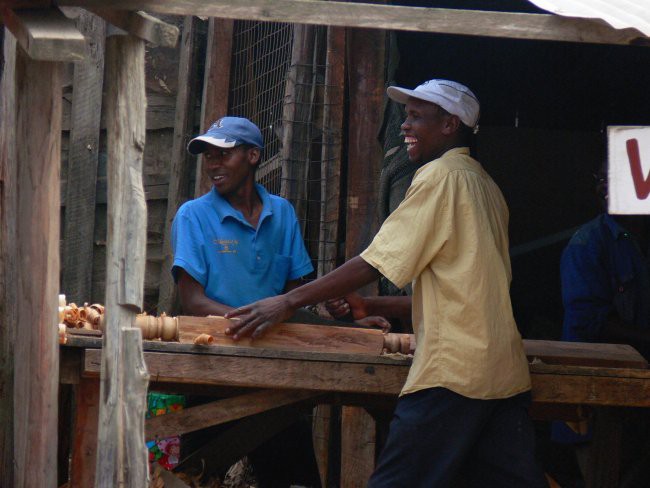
[214,239,238,254]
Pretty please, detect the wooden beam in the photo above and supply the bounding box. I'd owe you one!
[61,9,105,305]
[0,28,18,488]
[318,26,345,277]
[145,388,320,439]
[69,378,100,488]
[62,0,649,46]
[525,339,647,369]
[96,32,150,487]
[172,406,303,479]
[157,16,201,314]
[1,7,86,61]
[279,23,315,227]
[3,31,62,487]
[89,8,179,48]
[345,18,384,273]
[341,406,375,487]
[195,17,233,197]
[176,315,386,355]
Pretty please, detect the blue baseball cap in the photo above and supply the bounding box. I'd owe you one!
[187,116,264,154]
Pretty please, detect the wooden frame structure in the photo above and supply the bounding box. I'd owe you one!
[1,1,649,487]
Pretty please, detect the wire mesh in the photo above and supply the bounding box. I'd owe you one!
[228,22,340,275]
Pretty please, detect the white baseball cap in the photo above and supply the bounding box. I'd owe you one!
[387,79,480,129]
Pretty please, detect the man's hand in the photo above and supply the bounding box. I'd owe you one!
[354,315,391,333]
[224,294,295,340]
[325,292,368,320]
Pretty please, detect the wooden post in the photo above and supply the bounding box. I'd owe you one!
[0,28,18,488]
[0,30,62,488]
[280,23,315,229]
[69,378,101,488]
[195,17,233,197]
[61,9,106,304]
[341,406,376,487]
[157,15,201,314]
[345,23,385,264]
[318,26,346,277]
[96,32,150,487]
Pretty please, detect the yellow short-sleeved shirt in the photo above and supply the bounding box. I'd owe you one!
[361,147,531,399]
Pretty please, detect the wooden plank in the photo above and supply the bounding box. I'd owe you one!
[345,17,384,274]
[341,406,375,488]
[586,408,623,488]
[318,26,345,277]
[61,9,105,305]
[195,17,233,197]
[1,7,86,61]
[157,16,201,315]
[65,0,650,46]
[9,39,62,488]
[525,339,648,369]
[89,8,179,48]
[172,406,302,479]
[145,388,320,439]
[177,315,386,355]
[0,29,18,488]
[279,23,315,229]
[69,378,100,488]
[81,347,650,406]
[83,348,410,395]
[96,33,150,487]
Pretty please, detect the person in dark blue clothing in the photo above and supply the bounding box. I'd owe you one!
[556,167,650,487]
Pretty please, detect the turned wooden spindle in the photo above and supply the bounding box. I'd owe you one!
[382,333,415,355]
[134,313,179,341]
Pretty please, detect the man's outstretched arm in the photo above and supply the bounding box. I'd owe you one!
[225,256,381,339]
[177,269,234,316]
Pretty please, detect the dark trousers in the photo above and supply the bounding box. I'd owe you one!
[368,387,548,488]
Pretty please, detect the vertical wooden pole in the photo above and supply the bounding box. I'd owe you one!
[318,26,346,277]
[314,25,347,488]
[2,32,62,488]
[96,33,150,488]
[158,16,201,314]
[345,25,385,264]
[341,406,376,487]
[0,28,17,488]
[69,378,101,488]
[61,10,106,304]
[280,23,315,230]
[195,18,233,197]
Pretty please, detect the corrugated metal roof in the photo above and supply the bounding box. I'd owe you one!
[528,0,650,37]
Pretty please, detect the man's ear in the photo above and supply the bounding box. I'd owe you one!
[248,147,261,167]
[441,114,461,136]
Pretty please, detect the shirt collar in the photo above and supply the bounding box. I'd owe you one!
[603,213,628,239]
[210,183,273,227]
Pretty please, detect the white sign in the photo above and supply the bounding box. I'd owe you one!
[608,126,650,215]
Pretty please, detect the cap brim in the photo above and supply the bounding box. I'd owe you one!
[387,86,421,104]
[187,135,238,155]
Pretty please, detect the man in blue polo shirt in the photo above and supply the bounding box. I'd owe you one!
[170,117,319,487]
[171,116,314,315]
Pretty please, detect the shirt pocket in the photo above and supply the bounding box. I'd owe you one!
[613,271,637,324]
[272,254,293,282]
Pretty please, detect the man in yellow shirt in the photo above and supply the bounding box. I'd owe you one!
[226,79,547,487]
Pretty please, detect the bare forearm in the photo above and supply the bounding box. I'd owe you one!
[181,295,234,316]
[285,256,381,310]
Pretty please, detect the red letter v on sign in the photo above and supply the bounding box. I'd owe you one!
[626,138,650,200]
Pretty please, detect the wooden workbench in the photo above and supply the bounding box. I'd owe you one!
[59,336,650,487]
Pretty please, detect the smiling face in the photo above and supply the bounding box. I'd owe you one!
[401,97,460,165]
[203,144,260,198]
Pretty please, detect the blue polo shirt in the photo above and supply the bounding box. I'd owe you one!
[171,184,313,307]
